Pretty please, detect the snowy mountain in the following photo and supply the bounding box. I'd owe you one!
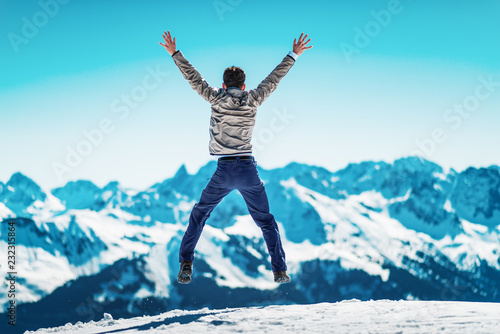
[26,300,500,334]
[1,157,500,332]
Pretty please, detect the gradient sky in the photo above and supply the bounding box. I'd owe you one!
[1,0,499,190]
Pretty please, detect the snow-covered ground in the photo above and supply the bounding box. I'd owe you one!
[27,300,500,334]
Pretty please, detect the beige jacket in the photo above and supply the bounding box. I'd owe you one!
[172,50,295,156]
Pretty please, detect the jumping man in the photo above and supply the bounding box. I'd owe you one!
[159,31,312,284]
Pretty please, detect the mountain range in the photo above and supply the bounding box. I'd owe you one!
[1,156,499,332]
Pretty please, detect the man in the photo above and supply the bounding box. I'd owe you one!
[159,31,312,284]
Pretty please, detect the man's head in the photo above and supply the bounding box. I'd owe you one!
[223,66,246,90]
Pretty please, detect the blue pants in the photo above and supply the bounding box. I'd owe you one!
[179,156,287,272]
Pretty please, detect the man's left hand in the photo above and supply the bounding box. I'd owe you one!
[160,31,176,55]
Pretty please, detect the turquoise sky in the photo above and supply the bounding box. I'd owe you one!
[1,0,500,190]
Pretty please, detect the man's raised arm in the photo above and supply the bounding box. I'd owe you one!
[249,33,313,107]
[160,31,220,104]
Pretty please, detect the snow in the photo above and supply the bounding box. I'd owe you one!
[143,244,172,298]
[436,219,500,270]
[224,215,262,239]
[444,199,454,212]
[276,179,425,281]
[0,202,14,219]
[26,300,500,334]
[0,205,182,306]
[196,224,276,290]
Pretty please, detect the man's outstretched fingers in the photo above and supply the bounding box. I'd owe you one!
[159,30,176,55]
[292,33,313,55]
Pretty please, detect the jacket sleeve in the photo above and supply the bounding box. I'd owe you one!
[248,54,295,107]
[171,50,221,104]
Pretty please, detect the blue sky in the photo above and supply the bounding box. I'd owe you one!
[1,0,499,190]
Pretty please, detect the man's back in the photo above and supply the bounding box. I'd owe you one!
[171,50,296,156]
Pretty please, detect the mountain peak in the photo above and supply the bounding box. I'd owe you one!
[1,172,47,216]
[173,164,189,179]
[103,181,120,191]
[6,172,46,199]
[57,180,100,192]
[7,172,40,189]
[392,156,442,174]
[51,180,101,210]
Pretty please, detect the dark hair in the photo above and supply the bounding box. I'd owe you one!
[223,66,246,88]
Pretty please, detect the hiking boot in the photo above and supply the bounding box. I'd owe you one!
[177,261,193,284]
[274,271,290,283]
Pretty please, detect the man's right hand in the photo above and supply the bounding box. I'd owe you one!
[159,31,177,56]
[293,33,313,56]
